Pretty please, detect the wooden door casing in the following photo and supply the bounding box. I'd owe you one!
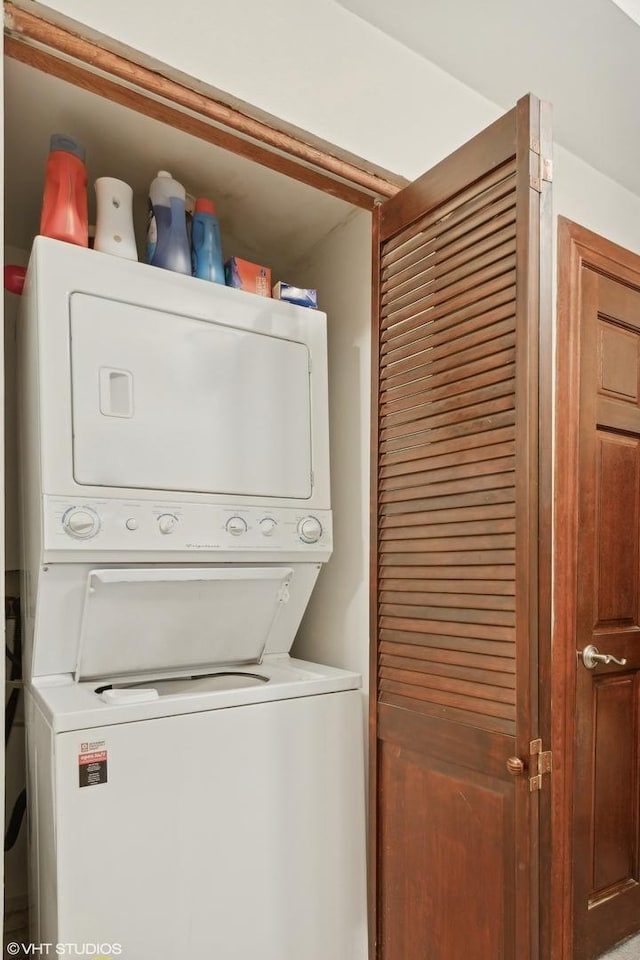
[370,96,553,960]
[555,220,640,960]
[4,4,405,208]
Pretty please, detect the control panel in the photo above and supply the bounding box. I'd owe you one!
[44,495,332,555]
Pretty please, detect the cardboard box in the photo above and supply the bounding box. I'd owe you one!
[225,257,271,297]
[272,282,318,309]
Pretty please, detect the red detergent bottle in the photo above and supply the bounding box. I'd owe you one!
[40,134,88,246]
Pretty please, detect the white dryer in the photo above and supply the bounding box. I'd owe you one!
[19,239,368,959]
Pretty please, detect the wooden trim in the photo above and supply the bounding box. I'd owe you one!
[4,36,375,212]
[378,108,517,242]
[514,92,539,960]
[377,702,516,780]
[514,93,538,756]
[556,218,640,287]
[4,2,404,205]
[552,217,583,960]
[536,97,554,960]
[368,202,382,960]
[552,217,640,960]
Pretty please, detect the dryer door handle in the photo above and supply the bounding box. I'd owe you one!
[99,367,133,418]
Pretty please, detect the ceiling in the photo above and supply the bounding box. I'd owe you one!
[611,0,640,23]
[336,0,640,198]
[3,57,355,279]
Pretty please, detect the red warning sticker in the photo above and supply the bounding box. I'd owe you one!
[79,749,108,788]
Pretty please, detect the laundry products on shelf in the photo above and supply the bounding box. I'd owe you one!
[94,177,138,261]
[191,197,224,283]
[146,170,191,275]
[40,134,88,247]
[272,282,318,309]
[225,256,271,296]
[36,137,322,306]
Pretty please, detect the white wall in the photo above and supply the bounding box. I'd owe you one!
[554,144,640,256]
[33,0,499,181]
[292,210,372,695]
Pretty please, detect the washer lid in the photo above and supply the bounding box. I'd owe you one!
[75,567,293,681]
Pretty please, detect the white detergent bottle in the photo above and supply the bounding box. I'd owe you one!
[145,170,191,275]
[94,177,138,260]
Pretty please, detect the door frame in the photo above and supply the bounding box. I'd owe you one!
[553,217,640,960]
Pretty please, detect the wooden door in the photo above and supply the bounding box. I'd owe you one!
[370,95,552,960]
[556,222,640,960]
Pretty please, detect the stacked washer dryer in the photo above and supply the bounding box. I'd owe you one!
[18,237,367,959]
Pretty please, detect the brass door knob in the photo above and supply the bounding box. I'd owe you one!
[506,757,524,776]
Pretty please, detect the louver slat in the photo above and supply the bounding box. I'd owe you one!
[376,158,519,735]
[380,231,517,314]
[382,298,515,368]
[381,271,516,347]
[380,196,516,291]
[380,158,518,261]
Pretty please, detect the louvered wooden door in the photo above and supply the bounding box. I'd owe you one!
[370,95,552,960]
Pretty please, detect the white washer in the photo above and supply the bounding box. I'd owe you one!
[27,659,367,959]
[24,558,368,957]
[18,240,368,958]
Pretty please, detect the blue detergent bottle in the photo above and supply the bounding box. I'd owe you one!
[146,170,191,275]
[191,197,225,283]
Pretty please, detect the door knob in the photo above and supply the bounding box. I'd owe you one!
[581,644,627,670]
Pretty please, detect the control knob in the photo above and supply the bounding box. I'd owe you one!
[298,516,323,544]
[63,507,100,540]
[259,517,277,537]
[158,514,178,535]
[226,516,248,536]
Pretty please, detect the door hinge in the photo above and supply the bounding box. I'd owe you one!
[529,738,552,791]
[529,151,553,192]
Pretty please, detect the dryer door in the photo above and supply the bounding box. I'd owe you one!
[69,293,312,498]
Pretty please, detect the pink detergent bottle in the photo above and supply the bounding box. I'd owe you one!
[40,134,88,247]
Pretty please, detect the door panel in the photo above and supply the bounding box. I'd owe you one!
[379,746,513,960]
[70,292,312,497]
[371,95,552,960]
[591,674,638,895]
[572,267,640,959]
[594,434,640,627]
